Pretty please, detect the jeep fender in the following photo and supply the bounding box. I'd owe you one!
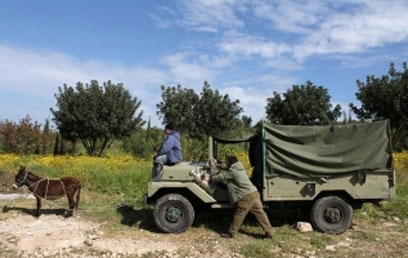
[147,182,217,203]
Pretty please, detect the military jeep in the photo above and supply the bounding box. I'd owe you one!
[146,120,395,234]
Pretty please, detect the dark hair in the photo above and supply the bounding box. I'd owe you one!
[226,155,238,167]
[165,123,174,131]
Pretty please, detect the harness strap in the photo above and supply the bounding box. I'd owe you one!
[29,179,45,196]
[28,178,67,200]
[59,179,67,196]
[45,178,50,200]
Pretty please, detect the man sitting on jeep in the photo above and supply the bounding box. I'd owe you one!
[152,124,182,181]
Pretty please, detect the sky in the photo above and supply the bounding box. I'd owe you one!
[1,0,408,127]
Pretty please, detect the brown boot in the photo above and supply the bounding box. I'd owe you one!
[264,231,273,239]
[220,232,234,238]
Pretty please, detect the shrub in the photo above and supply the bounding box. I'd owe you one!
[122,127,163,159]
[0,115,53,155]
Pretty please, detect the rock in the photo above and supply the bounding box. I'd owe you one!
[337,241,351,247]
[383,222,397,227]
[305,250,316,256]
[393,216,400,222]
[325,245,336,251]
[295,222,313,232]
[89,234,99,240]
[83,239,93,247]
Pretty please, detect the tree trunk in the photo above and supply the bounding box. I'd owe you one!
[98,138,111,157]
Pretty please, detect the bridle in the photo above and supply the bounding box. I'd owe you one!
[14,169,67,201]
[13,169,28,188]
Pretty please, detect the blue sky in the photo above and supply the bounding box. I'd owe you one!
[1,0,408,127]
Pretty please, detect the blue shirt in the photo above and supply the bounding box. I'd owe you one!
[157,130,182,164]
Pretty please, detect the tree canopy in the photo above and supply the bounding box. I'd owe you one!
[350,62,408,150]
[156,81,243,138]
[266,81,341,125]
[51,80,145,156]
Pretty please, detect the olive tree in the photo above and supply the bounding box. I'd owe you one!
[157,81,243,138]
[350,62,408,150]
[51,80,145,156]
[266,81,341,125]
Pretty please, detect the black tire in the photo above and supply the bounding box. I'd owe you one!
[310,196,353,234]
[153,193,195,233]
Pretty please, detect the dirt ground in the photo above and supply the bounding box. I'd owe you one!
[2,197,408,258]
[0,213,183,258]
[1,181,408,258]
[0,197,242,258]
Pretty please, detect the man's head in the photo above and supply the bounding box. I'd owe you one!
[164,123,174,135]
[225,155,238,168]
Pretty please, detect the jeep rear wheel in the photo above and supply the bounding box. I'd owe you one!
[153,193,195,233]
[310,196,353,234]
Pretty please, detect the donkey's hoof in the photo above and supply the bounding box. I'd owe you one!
[64,212,73,218]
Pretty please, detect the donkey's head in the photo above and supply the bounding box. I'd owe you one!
[13,166,28,189]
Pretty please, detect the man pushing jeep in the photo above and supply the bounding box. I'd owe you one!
[208,155,274,238]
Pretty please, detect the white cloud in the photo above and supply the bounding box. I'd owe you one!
[160,53,215,88]
[220,86,267,123]
[149,13,173,29]
[293,1,408,60]
[252,0,329,35]
[154,0,408,66]
[252,0,408,61]
[220,74,297,122]
[219,34,291,59]
[152,0,246,33]
[0,43,168,125]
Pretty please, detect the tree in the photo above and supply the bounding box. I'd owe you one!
[0,115,52,154]
[156,82,243,138]
[156,85,199,137]
[195,82,243,137]
[350,62,408,150]
[241,115,253,129]
[266,81,341,125]
[51,80,145,156]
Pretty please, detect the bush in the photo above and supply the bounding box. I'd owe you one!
[122,127,163,159]
[0,115,53,155]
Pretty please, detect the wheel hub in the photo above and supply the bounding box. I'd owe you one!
[324,207,341,224]
[165,207,182,223]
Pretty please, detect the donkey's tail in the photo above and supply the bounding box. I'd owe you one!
[75,184,81,210]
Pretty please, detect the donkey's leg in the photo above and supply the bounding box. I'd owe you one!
[35,197,42,217]
[66,191,75,217]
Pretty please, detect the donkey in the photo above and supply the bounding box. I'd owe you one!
[13,166,81,217]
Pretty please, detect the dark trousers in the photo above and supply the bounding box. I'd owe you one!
[229,191,273,236]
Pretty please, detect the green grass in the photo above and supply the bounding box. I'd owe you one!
[380,186,408,219]
[240,241,277,258]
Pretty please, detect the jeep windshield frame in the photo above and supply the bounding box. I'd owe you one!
[211,123,266,191]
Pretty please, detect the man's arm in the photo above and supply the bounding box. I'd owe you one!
[211,170,234,183]
[157,135,175,155]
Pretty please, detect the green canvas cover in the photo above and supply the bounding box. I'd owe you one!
[264,120,393,179]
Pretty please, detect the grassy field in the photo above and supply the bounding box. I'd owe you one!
[1,152,408,257]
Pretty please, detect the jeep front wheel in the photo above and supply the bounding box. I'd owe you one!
[310,195,353,234]
[153,193,195,233]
